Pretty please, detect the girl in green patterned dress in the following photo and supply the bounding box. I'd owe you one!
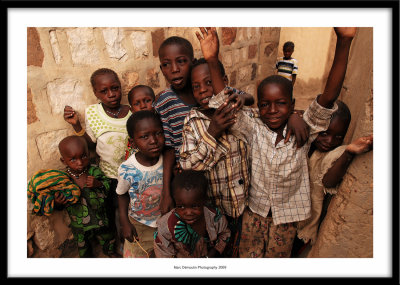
[56,136,120,257]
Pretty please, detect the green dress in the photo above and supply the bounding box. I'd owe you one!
[66,165,116,257]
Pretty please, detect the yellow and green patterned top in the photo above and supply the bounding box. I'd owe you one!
[85,103,132,179]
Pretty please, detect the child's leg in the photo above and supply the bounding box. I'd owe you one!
[238,208,267,258]
[123,216,156,258]
[95,227,117,256]
[265,220,297,258]
[71,227,94,258]
[224,215,243,257]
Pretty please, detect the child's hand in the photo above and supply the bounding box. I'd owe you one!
[85,176,102,188]
[346,134,373,154]
[121,222,138,243]
[63,105,80,126]
[286,111,309,148]
[54,191,68,207]
[207,100,237,139]
[196,27,219,61]
[334,27,357,39]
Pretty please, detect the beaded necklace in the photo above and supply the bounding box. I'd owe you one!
[102,103,122,118]
[66,167,87,179]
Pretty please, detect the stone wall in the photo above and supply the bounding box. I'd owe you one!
[27,27,281,257]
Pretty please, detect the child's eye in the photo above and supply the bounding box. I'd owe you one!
[192,84,199,89]
[336,135,343,139]
[140,135,148,139]
[206,80,212,86]
[177,58,187,65]
[260,103,268,107]
[320,132,328,137]
[111,86,120,91]
[161,62,170,68]
[176,205,185,209]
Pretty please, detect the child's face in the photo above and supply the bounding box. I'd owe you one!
[174,188,205,225]
[132,118,165,160]
[93,73,122,108]
[283,47,294,59]
[130,88,154,113]
[191,64,214,109]
[314,116,348,152]
[60,142,90,173]
[258,83,294,133]
[159,44,193,91]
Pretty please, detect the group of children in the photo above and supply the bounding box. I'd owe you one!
[27,27,373,259]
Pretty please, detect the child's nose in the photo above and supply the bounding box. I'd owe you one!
[171,62,180,72]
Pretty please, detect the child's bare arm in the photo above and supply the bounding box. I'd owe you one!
[85,176,103,188]
[196,27,226,95]
[118,193,138,242]
[63,105,96,149]
[322,134,372,188]
[285,111,309,148]
[160,147,175,215]
[318,27,357,109]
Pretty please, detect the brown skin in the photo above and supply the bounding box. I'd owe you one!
[282,46,296,86]
[196,27,309,148]
[63,73,130,150]
[118,117,165,242]
[174,187,217,257]
[318,131,373,188]
[191,62,254,139]
[56,136,103,207]
[157,43,196,215]
[128,87,155,113]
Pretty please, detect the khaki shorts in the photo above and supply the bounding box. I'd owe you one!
[123,216,156,258]
[239,208,297,258]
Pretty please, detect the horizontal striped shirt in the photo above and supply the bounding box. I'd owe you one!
[276,57,298,81]
[153,87,198,160]
[179,108,250,218]
[211,90,338,225]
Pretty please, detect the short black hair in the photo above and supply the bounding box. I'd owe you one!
[192,57,226,77]
[283,41,295,50]
[332,100,352,131]
[126,110,162,139]
[127,85,155,105]
[58,135,88,157]
[257,75,293,101]
[90,68,120,89]
[171,170,208,200]
[158,36,194,60]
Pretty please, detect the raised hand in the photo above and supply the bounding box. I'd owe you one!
[64,105,80,126]
[196,27,219,61]
[346,134,373,154]
[334,27,357,39]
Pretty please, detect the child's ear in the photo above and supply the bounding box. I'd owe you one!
[223,75,229,86]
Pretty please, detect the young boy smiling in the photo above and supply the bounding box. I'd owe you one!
[197,26,357,257]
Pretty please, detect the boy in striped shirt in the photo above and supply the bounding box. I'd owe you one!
[276,41,298,86]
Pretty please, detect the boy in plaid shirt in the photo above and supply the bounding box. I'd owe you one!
[196,27,356,257]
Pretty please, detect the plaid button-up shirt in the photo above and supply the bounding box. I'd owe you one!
[179,108,250,218]
[210,91,337,225]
